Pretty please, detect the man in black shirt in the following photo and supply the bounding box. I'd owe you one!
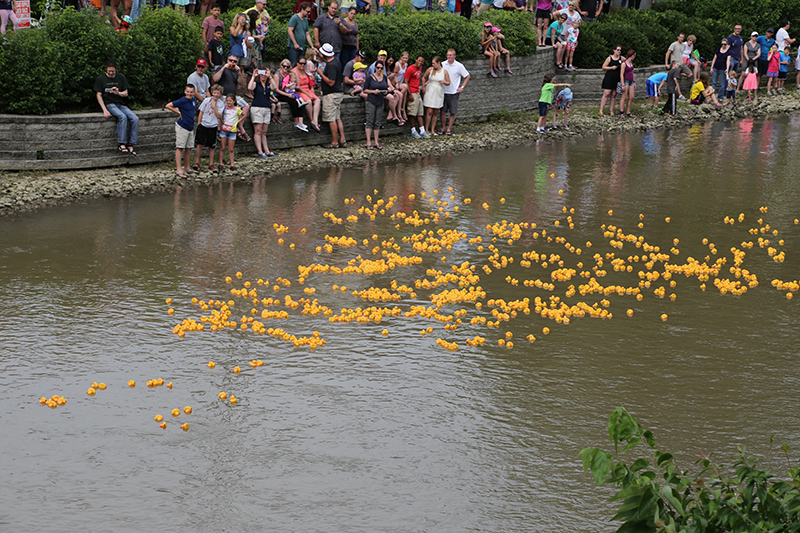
[94,60,140,155]
[319,43,346,148]
[579,0,601,22]
[211,54,252,140]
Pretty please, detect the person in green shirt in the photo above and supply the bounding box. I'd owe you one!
[287,2,314,66]
[537,73,570,132]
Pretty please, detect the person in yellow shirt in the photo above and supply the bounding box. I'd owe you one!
[689,72,722,106]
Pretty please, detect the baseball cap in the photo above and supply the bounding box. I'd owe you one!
[767,27,775,33]
[196,58,207,67]
[484,21,492,27]
[320,43,335,57]
[356,50,366,59]
[561,87,573,99]
[353,62,367,70]
[378,49,388,56]
[751,31,758,36]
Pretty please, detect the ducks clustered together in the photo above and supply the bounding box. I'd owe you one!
[166,189,797,353]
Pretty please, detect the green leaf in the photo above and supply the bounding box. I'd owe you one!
[661,485,686,517]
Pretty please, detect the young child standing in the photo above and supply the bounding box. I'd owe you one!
[194,84,225,171]
[766,44,780,95]
[537,73,570,132]
[551,86,572,129]
[646,70,668,107]
[207,27,225,72]
[660,61,681,117]
[778,45,790,93]
[742,63,758,100]
[725,69,737,105]
[220,93,243,171]
[165,84,199,178]
[564,20,580,70]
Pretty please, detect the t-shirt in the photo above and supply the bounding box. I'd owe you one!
[667,41,684,65]
[579,0,598,17]
[343,59,356,86]
[314,13,342,52]
[712,48,730,71]
[727,33,743,61]
[756,35,775,59]
[217,68,240,96]
[287,13,310,48]
[405,64,423,93]
[547,20,564,41]
[363,73,388,106]
[187,72,210,99]
[208,38,224,67]
[221,105,243,132]
[666,67,680,94]
[198,96,225,128]
[780,51,790,72]
[768,51,780,72]
[776,27,790,51]
[557,8,580,30]
[566,27,579,44]
[321,57,343,94]
[341,19,358,48]
[171,96,198,131]
[536,0,550,9]
[647,72,668,84]
[539,82,555,103]
[689,81,704,101]
[245,5,270,22]
[442,59,469,95]
[201,15,225,42]
[94,73,129,106]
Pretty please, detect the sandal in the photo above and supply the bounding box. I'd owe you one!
[365,144,373,149]
[444,130,452,135]
[436,129,445,135]
[186,169,199,175]
[323,143,339,149]
[126,144,137,156]
[374,144,383,150]
[118,144,129,154]
[229,165,237,171]
[339,141,347,148]
[175,171,187,178]
[237,130,251,142]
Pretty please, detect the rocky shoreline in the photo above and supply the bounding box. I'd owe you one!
[3,94,800,217]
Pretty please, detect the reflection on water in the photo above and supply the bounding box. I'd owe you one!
[1,117,799,532]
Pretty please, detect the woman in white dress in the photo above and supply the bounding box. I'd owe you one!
[422,56,450,137]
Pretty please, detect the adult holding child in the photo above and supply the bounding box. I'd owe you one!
[291,58,322,132]
[599,45,622,117]
[94,60,139,156]
[422,56,450,137]
[273,60,308,131]
[230,13,252,67]
[247,68,278,159]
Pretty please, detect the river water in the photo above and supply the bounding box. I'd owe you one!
[2,116,799,532]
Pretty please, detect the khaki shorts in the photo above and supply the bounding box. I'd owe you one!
[175,123,195,149]
[407,92,424,116]
[321,93,343,122]
[250,106,271,124]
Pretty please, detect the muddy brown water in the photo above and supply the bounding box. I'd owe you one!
[1,116,799,532]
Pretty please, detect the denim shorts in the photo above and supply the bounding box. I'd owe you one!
[219,130,237,140]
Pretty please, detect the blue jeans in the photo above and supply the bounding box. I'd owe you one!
[106,104,139,145]
[711,68,727,100]
[729,58,739,73]
[288,46,305,66]
[158,0,171,8]
[130,0,146,19]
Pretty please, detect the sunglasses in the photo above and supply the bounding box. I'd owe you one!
[376,65,383,69]
[298,61,307,65]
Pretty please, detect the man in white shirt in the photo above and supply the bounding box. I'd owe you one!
[187,59,211,100]
[776,19,795,52]
[440,48,470,135]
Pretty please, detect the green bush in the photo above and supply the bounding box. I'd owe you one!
[358,11,482,61]
[576,20,655,68]
[128,8,204,99]
[0,28,69,114]
[472,10,537,57]
[44,8,123,106]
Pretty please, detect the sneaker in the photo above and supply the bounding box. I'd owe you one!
[276,115,283,124]
[420,131,431,139]
[295,123,308,132]
[208,164,217,172]
[536,127,545,132]
[563,125,569,130]
[258,153,269,159]
[411,130,422,138]
[551,125,558,129]
[297,99,308,107]
[678,95,687,101]
[266,152,277,158]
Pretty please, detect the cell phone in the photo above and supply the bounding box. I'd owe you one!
[258,70,266,75]
[104,87,115,92]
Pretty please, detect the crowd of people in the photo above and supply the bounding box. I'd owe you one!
[95,0,477,174]
[592,22,798,119]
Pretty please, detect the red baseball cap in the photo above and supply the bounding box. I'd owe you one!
[197,58,208,67]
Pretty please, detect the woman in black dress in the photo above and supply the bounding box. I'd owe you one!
[599,45,623,116]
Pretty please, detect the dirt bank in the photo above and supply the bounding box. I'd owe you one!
[2,94,799,217]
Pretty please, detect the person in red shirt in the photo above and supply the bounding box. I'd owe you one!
[404,55,427,138]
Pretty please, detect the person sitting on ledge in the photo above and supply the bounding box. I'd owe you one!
[95,60,139,156]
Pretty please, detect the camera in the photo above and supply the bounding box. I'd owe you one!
[258,70,266,75]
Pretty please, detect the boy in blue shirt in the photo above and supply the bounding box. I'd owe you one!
[646,70,668,107]
[778,45,790,93]
[165,84,199,178]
